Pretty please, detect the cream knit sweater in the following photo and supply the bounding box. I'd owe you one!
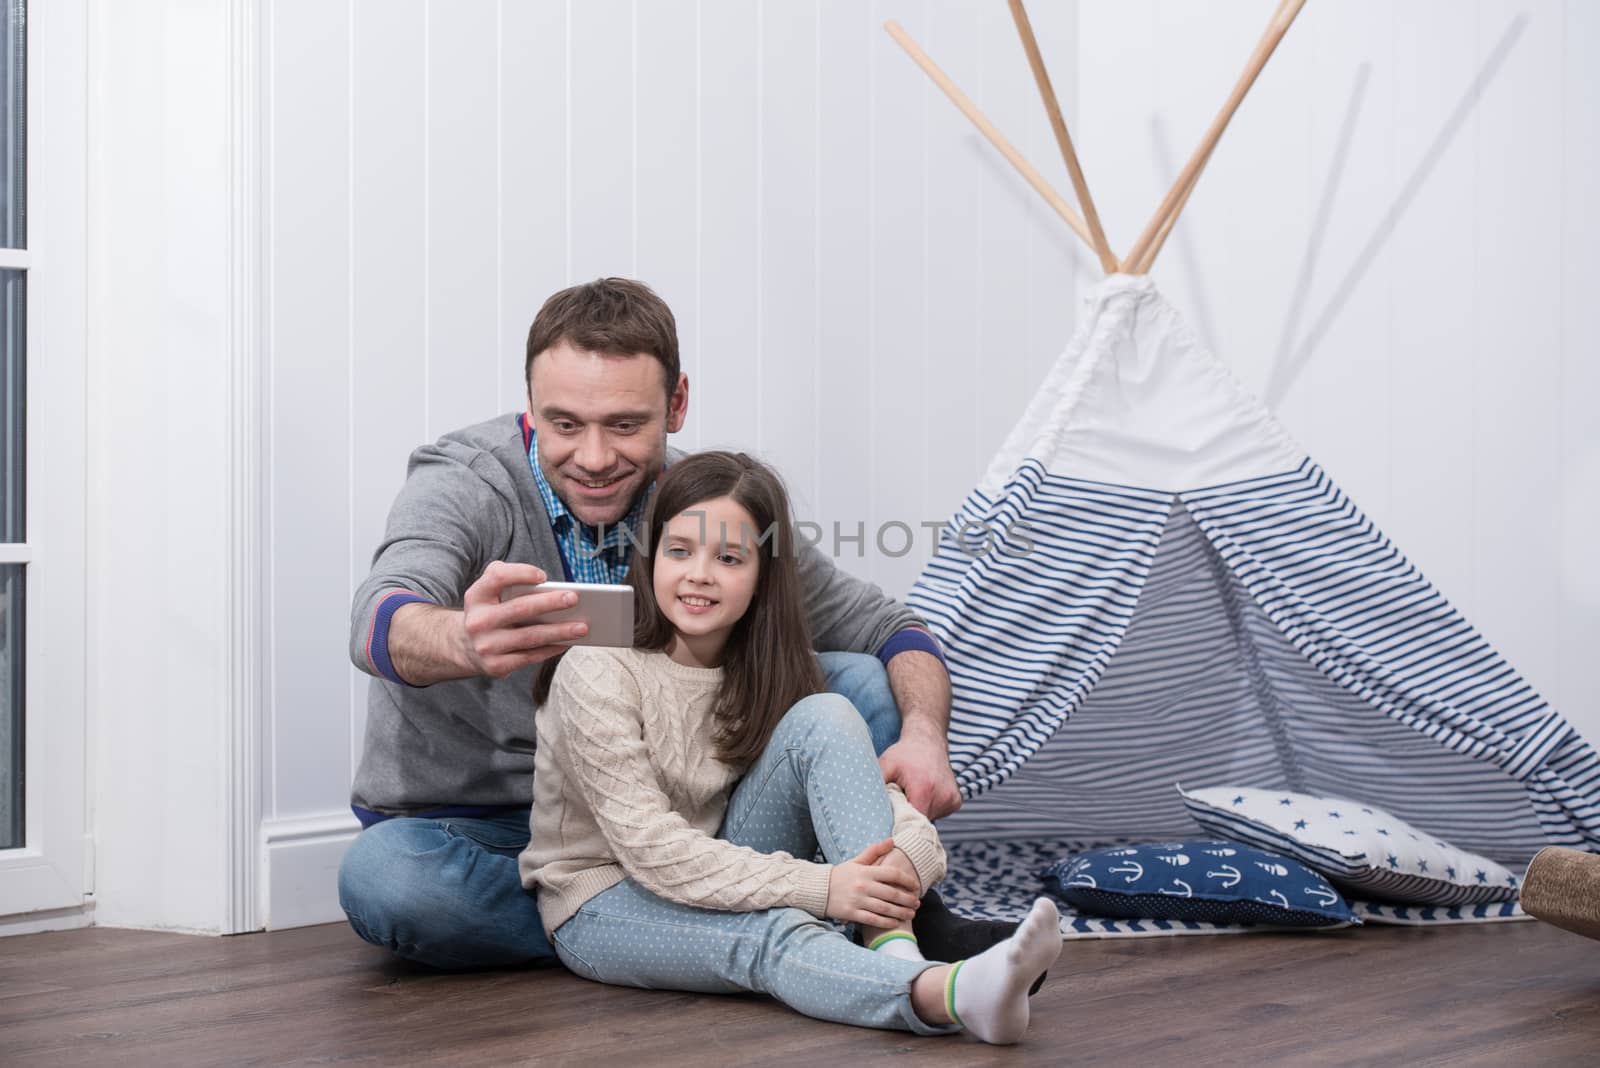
[520,645,946,935]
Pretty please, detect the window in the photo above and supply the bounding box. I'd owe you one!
[0,0,87,921]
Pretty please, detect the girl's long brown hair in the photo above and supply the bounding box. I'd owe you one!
[533,451,825,768]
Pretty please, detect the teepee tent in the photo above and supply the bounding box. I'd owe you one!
[888,0,1600,865]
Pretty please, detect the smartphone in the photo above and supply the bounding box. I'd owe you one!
[499,580,635,648]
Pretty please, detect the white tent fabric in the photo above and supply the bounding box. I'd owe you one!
[910,275,1599,864]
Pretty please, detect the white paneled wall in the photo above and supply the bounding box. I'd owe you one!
[261,0,1599,922]
[265,0,1085,835]
[86,0,242,932]
[1076,0,1599,742]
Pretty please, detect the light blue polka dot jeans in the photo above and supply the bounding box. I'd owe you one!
[548,692,958,1036]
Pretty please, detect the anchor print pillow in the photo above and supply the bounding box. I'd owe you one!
[1179,785,1521,905]
[1042,840,1358,928]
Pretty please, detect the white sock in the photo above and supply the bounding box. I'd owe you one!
[948,897,1062,1045]
[867,930,925,961]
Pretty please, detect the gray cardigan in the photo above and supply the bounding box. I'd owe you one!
[348,413,926,814]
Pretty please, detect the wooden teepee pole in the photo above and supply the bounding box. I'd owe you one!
[883,19,1096,253]
[1007,0,1118,274]
[1121,0,1309,274]
[1134,151,1205,276]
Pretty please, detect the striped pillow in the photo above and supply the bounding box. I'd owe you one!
[1179,785,1520,905]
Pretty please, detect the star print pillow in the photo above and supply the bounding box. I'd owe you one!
[1042,840,1357,927]
[1178,785,1521,905]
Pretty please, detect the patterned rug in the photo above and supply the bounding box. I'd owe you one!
[939,839,1529,939]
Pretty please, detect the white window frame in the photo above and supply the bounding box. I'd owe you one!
[0,0,89,925]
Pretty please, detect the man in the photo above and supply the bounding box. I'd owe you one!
[338,277,988,971]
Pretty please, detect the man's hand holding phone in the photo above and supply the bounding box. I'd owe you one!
[458,562,590,679]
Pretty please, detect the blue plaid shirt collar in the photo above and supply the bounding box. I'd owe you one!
[527,426,651,584]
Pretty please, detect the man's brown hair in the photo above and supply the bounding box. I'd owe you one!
[524,278,680,401]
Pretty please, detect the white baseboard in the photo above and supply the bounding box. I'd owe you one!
[260,811,361,930]
[0,903,95,938]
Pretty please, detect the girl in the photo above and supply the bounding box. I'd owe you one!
[519,451,1060,1043]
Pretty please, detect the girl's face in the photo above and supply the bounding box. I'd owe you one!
[654,495,763,668]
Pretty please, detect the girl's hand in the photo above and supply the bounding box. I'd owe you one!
[825,839,923,927]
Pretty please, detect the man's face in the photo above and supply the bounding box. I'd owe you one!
[527,339,689,528]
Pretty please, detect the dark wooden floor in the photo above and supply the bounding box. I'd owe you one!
[3,918,1598,1066]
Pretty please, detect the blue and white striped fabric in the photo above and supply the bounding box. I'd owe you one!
[910,275,1600,868]
[1353,899,1528,925]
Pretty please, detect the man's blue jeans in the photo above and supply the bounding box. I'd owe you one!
[336,651,902,970]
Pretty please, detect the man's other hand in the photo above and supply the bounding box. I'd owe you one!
[878,724,962,820]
